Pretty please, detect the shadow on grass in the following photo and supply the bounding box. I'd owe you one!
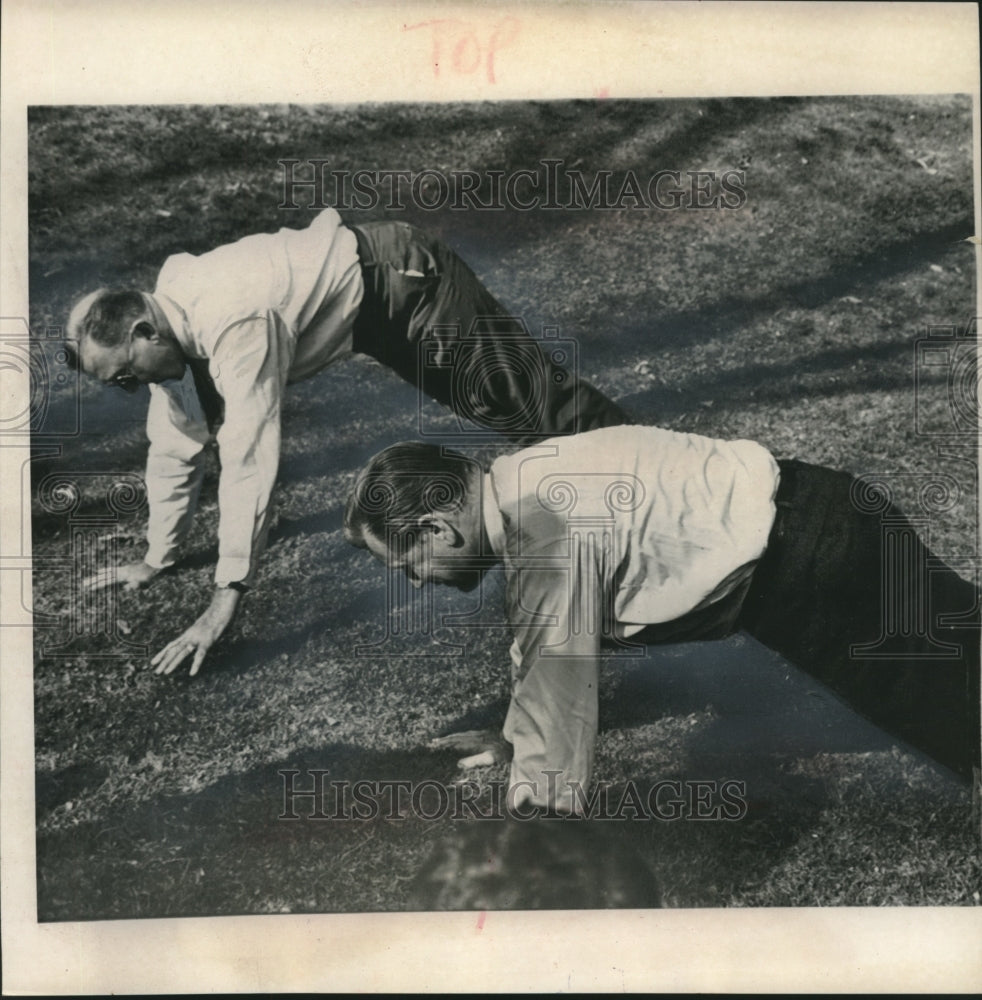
[432,697,512,735]
[619,343,928,428]
[597,217,970,352]
[35,630,976,919]
[35,760,111,816]
[423,98,806,259]
[35,741,482,921]
[598,634,933,766]
[33,734,824,921]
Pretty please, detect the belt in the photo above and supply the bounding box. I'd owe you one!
[775,458,799,506]
[348,224,381,351]
[739,460,797,629]
[765,458,800,549]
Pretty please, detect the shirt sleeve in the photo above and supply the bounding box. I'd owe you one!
[208,313,295,587]
[502,531,607,814]
[144,379,212,570]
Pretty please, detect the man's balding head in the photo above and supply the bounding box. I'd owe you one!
[69,288,186,390]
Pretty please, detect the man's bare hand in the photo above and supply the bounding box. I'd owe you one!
[83,560,160,592]
[429,729,512,768]
[151,586,241,677]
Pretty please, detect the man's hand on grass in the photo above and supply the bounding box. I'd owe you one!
[151,586,242,678]
[83,560,160,592]
[429,729,512,768]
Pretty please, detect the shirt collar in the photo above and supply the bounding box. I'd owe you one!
[482,471,506,559]
[145,292,199,358]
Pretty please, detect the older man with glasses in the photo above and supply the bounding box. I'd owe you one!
[68,208,630,676]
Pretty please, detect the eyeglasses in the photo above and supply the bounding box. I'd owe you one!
[108,371,141,392]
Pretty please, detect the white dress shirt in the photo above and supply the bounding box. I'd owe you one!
[144,209,363,585]
[483,425,780,812]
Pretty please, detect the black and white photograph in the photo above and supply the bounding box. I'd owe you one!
[2,1,980,993]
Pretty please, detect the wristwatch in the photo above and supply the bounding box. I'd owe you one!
[221,581,250,594]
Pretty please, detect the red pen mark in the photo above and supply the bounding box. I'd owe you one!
[486,17,520,84]
[404,17,520,84]
[476,910,487,931]
[595,86,611,99]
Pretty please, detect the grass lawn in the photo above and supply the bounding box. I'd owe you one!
[28,96,979,917]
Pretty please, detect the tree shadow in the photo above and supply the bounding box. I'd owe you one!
[622,219,968,349]
[35,760,110,817]
[35,740,478,921]
[431,98,803,255]
[600,635,916,761]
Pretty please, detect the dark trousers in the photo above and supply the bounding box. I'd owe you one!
[738,459,981,779]
[349,221,631,445]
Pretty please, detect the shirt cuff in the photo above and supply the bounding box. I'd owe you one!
[144,549,177,571]
[215,556,256,589]
[508,762,583,816]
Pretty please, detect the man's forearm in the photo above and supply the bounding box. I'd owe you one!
[205,584,243,623]
[212,450,280,588]
[144,452,207,568]
[145,380,212,568]
[503,653,601,814]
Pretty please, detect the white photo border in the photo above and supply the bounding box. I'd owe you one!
[2,1,980,993]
